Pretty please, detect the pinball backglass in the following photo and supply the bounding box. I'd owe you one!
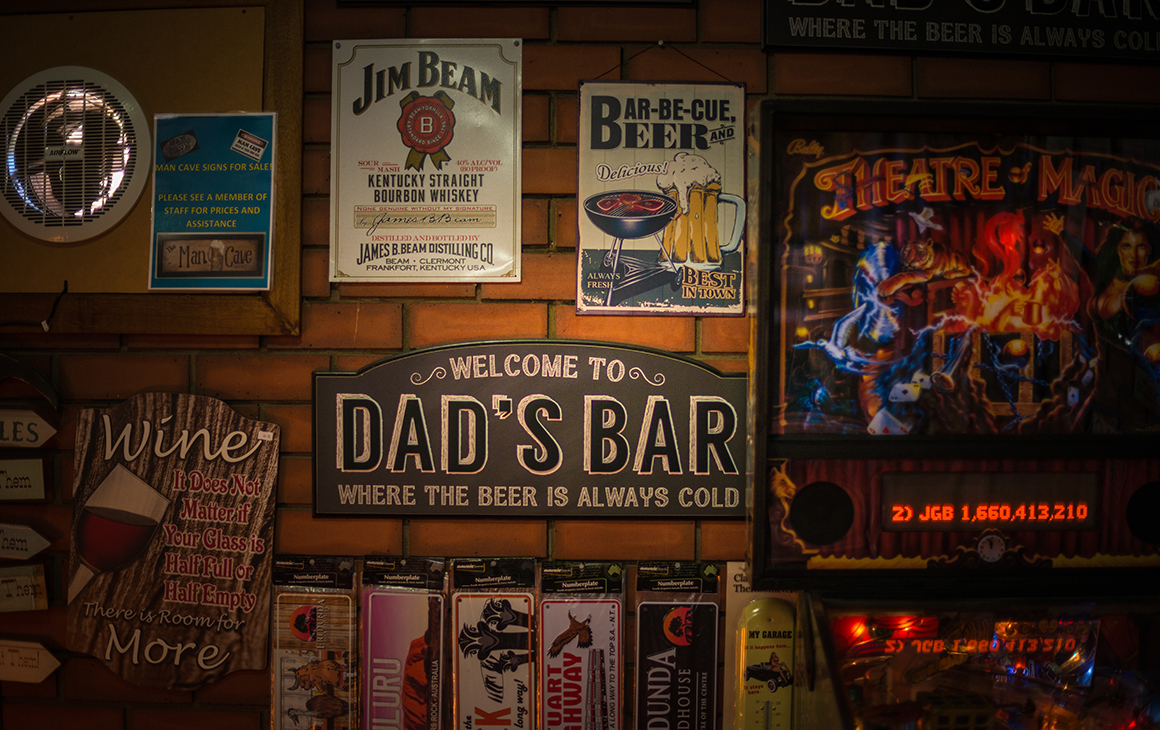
[768,120,1160,438]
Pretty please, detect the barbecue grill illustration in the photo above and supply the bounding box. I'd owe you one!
[584,190,681,306]
[584,187,744,306]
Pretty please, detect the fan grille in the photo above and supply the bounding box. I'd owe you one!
[1,67,149,242]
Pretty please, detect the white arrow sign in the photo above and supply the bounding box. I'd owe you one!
[0,640,60,683]
[0,524,51,560]
[0,459,46,501]
[0,565,48,613]
[0,409,56,448]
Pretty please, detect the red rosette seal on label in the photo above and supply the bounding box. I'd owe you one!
[397,90,456,170]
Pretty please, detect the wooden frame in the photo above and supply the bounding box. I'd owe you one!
[0,0,302,335]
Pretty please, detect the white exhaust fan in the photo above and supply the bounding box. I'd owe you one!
[1,66,151,243]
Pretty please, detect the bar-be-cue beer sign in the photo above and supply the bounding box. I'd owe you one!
[577,81,746,316]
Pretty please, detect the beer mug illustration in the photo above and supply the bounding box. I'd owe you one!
[68,463,170,602]
[657,153,745,270]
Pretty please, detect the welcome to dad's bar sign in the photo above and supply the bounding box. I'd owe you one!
[766,0,1160,62]
[313,341,745,517]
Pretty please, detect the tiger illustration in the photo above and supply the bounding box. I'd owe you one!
[876,238,974,301]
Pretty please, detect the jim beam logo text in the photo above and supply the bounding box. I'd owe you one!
[350,50,505,171]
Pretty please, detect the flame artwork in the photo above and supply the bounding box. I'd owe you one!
[775,131,1160,435]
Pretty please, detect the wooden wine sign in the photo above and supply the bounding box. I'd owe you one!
[65,393,280,690]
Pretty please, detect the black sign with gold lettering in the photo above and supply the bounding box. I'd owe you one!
[313,341,746,517]
[765,0,1160,62]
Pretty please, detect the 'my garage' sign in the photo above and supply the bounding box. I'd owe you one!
[314,341,745,517]
[766,0,1160,61]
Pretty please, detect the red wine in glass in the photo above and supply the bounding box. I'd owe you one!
[76,505,161,573]
[67,464,170,603]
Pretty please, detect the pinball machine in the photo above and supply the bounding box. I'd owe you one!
[747,99,1160,730]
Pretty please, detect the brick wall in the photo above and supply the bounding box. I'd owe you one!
[3,1,1158,728]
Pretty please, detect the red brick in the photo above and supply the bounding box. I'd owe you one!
[0,353,50,399]
[127,707,261,730]
[700,520,747,561]
[554,520,694,560]
[3,704,122,730]
[554,199,579,248]
[773,53,911,96]
[60,453,73,501]
[0,379,45,401]
[525,46,622,91]
[702,357,747,374]
[335,355,388,372]
[412,7,549,39]
[263,404,312,454]
[556,95,579,145]
[277,456,313,505]
[302,196,330,248]
[304,45,332,94]
[409,519,547,557]
[3,606,68,649]
[301,248,331,299]
[61,655,191,703]
[701,0,762,43]
[408,303,548,348]
[702,315,749,353]
[49,406,80,452]
[303,94,331,144]
[123,335,260,350]
[482,253,575,301]
[628,47,767,94]
[304,0,406,42]
[1,504,70,551]
[57,354,187,401]
[0,332,120,350]
[275,510,402,554]
[524,148,578,196]
[266,301,403,350]
[0,672,55,698]
[523,198,550,247]
[1055,63,1160,103]
[303,148,330,196]
[524,94,550,142]
[195,668,271,706]
[555,309,696,351]
[336,282,476,299]
[558,7,696,43]
[917,58,1049,99]
[196,354,329,402]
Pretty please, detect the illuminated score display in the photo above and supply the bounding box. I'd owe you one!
[881,473,1100,532]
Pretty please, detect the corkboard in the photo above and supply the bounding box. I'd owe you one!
[0,0,302,334]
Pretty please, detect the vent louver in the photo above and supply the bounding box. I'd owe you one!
[1,66,150,243]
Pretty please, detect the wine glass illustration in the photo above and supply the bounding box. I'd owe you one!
[68,464,170,603]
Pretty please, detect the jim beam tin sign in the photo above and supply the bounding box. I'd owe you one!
[578,81,746,316]
[330,39,522,283]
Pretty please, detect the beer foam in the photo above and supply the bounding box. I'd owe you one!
[656,152,721,214]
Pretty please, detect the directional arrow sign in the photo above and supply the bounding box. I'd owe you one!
[0,565,48,613]
[0,408,56,448]
[0,524,51,560]
[0,640,60,683]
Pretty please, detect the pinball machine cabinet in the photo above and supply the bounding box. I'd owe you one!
[747,100,1160,729]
